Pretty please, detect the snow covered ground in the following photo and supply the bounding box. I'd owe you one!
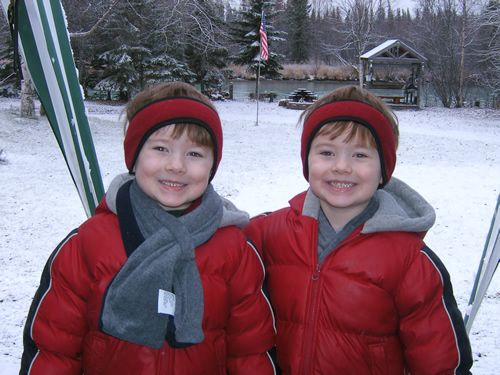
[0,97,499,374]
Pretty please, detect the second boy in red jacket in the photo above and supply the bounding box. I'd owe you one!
[245,85,472,375]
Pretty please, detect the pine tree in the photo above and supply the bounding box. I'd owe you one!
[91,0,194,100]
[230,0,284,80]
[287,0,311,63]
[387,0,395,34]
[91,0,158,100]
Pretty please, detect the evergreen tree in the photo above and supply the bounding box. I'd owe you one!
[91,0,194,100]
[230,0,284,80]
[376,0,385,22]
[0,14,18,97]
[387,0,395,34]
[271,0,288,58]
[309,9,321,64]
[287,0,311,63]
[91,0,159,100]
[62,0,111,98]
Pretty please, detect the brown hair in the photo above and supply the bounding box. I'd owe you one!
[300,85,399,149]
[316,121,377,148]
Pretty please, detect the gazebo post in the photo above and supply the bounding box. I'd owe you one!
[359,60,364,88]
[417,63,424,109]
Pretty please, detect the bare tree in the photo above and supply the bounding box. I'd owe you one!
[457,0,482,107]
[68,0,122,40]
[473,1,499,107]
[414,0,460,107]
[323,0,377,72]
[414,0,485,107]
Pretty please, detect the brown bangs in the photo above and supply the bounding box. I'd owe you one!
[317,121,376,148]
[169,123,214,151]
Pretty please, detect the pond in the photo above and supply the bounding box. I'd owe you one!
[227,80,356,101]
[225,79,494,108]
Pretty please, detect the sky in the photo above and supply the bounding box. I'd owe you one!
[229,0,419,11]
[0,97,499,374]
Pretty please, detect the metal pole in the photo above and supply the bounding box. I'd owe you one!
[256,57,261,126]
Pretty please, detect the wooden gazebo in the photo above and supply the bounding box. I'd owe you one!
[359,39,427,108]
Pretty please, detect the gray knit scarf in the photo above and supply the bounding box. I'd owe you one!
[100,181,223,349]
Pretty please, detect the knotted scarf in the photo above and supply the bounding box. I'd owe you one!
[100,181,223,349]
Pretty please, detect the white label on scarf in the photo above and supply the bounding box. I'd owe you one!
[158,289,176,315]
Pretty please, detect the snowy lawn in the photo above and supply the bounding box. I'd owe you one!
[0,98,499,374]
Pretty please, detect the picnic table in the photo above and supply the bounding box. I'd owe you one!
[378,95,405,104]
[288,88,318,103]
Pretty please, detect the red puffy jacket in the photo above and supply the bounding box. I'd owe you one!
[245,184,472,375]
[20,195,275,375]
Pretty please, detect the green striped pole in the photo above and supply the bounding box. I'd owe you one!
[2,0,104,217]
[464,194,500,333]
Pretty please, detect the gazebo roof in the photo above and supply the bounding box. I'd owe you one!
[360,39,427,65]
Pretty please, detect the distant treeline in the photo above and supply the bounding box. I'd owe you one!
[0,0,498,108]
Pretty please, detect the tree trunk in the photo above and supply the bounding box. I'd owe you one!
[20,63,35,118]
[458,0,467,108]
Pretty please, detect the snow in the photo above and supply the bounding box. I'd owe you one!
[1,97,499,373]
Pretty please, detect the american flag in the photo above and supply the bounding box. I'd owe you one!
[259,12,269,61]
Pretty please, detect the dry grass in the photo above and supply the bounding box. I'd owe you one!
[228,63,358,81]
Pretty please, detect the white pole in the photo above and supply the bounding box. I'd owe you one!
[464,194,500,333]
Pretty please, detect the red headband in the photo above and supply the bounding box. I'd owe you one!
[124,97,223,180]
[301,100,396,185]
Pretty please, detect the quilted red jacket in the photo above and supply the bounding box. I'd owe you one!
[20,189,275,375]
[245,178,472,375]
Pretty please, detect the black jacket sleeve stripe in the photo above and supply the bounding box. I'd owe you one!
[246,240,278,374]
[421,245,473,375]
[20,229,79,375]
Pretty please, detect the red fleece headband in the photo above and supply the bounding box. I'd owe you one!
[301,100,397,186]
[124,97,223,180]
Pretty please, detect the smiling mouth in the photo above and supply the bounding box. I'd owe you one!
[159,180,186,188]
[329,181,355,189]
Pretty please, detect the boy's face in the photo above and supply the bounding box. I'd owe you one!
[134,125,214,210]
[308,128,382,224]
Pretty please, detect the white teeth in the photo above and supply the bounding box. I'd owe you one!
[331,182,354,188]
[161,181,184,187]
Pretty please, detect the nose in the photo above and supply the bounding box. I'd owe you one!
[165,153,186,173]
[332,154,352,173]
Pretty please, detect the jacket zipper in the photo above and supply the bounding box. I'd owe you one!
[301,263,322,374]
[298,224,362,374]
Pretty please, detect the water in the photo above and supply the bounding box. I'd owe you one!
[228,80,357,101]
[225,79,494,108]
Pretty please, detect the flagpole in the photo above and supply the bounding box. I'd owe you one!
[256,9,265,127]
[256,52,261,127]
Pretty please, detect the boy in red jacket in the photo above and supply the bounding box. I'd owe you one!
[20,82,275,374]
[245,85,472,374]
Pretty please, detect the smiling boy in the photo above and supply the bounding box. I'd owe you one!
[245,85,472,374]
[20,82,276,374]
